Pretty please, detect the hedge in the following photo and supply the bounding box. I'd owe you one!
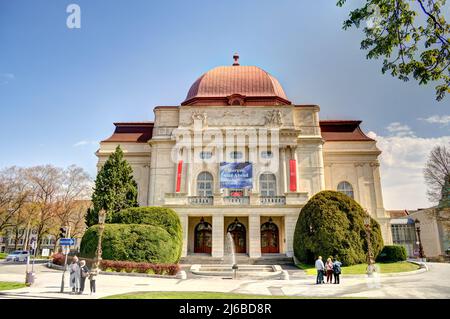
[376,245,407,262]
[101,260,179,275]
[80,224,180,264]
[51,253,66,266]
[294,191,384,266]
[111,207,182,242]
[110,207,183,261]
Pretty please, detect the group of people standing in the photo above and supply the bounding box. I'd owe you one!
[68,256,98,295]
[315,256,342,284]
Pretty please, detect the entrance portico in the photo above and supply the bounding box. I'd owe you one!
[184,212,292,259]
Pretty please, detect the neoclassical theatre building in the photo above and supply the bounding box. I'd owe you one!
[97,55,392,259]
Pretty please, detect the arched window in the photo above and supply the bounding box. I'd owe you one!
[337,181,354,199]
[260,173,277,196]
[197,172,213,196]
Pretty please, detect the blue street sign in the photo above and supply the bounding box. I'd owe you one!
[60,238,75,246]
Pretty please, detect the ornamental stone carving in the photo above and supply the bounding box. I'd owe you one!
[191,111,208,127]
[265,110,283,126]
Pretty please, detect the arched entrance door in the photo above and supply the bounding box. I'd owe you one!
[261,218,279,253]
[194,218,212,254]
[227,218,246,253]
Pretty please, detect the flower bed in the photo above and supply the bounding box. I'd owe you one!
[100,260,180,276]
[51,253,67,266]
[51,253,179,276]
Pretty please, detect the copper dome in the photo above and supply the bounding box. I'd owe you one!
[181,64,291,106]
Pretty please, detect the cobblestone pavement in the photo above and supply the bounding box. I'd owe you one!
[0,261,449,299]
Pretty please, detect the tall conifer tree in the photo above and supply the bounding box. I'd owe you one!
[89,146,138,225]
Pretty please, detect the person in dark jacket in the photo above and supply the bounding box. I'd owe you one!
[333,258,342,284]
[79,260,90,294]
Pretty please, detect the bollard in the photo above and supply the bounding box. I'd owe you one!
[176,270,187,280]
[25,271,35,286]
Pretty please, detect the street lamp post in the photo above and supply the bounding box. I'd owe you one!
[92,210,107,272]
[414,219,425,261]
[364,212,375,276]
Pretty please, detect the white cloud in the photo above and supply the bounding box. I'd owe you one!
[369,128,450,210]
[0,73,15,85]
[73,140,97,147]
[420,115,450,125]
[385,122,415,137]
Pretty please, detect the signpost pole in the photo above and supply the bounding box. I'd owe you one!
[59,226,71,293]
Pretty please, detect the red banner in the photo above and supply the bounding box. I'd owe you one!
[289,159,297,191]
[176,160,183,192]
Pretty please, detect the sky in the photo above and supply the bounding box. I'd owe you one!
[0,0,449,210]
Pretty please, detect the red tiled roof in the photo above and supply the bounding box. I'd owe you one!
[182,65,291,106]
[320,120,374,142]
[102,122,154,143]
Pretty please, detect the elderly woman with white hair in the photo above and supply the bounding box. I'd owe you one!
[79,260,90,295]
[69,256,80,294]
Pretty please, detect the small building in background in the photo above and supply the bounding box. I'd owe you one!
[388,208,449,260]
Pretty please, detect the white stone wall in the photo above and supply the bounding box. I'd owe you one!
[97,103,392,256]
[323,140,392,244]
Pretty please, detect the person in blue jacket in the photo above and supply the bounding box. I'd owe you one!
[333,257,342,284]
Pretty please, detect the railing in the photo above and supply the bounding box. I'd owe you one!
[260,196,286,205]
[188,196,214,205]
[223,196,250,205]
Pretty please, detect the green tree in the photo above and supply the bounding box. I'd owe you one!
[337,0,450,101]
[91,146,138,223]
[85,207,97,228]
[294,191,384,266]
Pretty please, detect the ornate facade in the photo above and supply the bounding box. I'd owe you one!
[97,56,392,259]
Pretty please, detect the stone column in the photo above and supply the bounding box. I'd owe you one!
[180,215,188,257]
[249,146,258,191]
[355,163,367,211]
[212,214,224,258]
[248,214,261,258]
[371,162,386,217]
[284,214,297,257]
[187,147,193,196]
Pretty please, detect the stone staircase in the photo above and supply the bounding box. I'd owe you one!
[180,254,294,265]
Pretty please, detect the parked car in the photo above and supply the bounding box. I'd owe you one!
[6,250,30,262]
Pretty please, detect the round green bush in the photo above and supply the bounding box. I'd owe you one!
[110,207,182,260]
[80,206,183,263]
[294,191,384,266]
[111,207,182,241]
[376,245,407,262]
[80,224,179,264]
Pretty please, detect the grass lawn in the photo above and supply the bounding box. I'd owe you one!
[103,291,360,299]
[297,261,420,275]
[0,282,26,291]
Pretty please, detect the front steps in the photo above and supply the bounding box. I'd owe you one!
[180,254,294,265]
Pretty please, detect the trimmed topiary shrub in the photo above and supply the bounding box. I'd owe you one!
[294,191,384,266]
[80,224,180,264]
[376,245,407,262]
[110,207,182,242]
[80,206,183,264]
[110,207,183,261]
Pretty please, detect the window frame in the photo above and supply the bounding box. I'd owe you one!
[337,181,354,199]
[197,172,214,197]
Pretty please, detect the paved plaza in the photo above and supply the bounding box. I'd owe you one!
[0,261,449,299]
